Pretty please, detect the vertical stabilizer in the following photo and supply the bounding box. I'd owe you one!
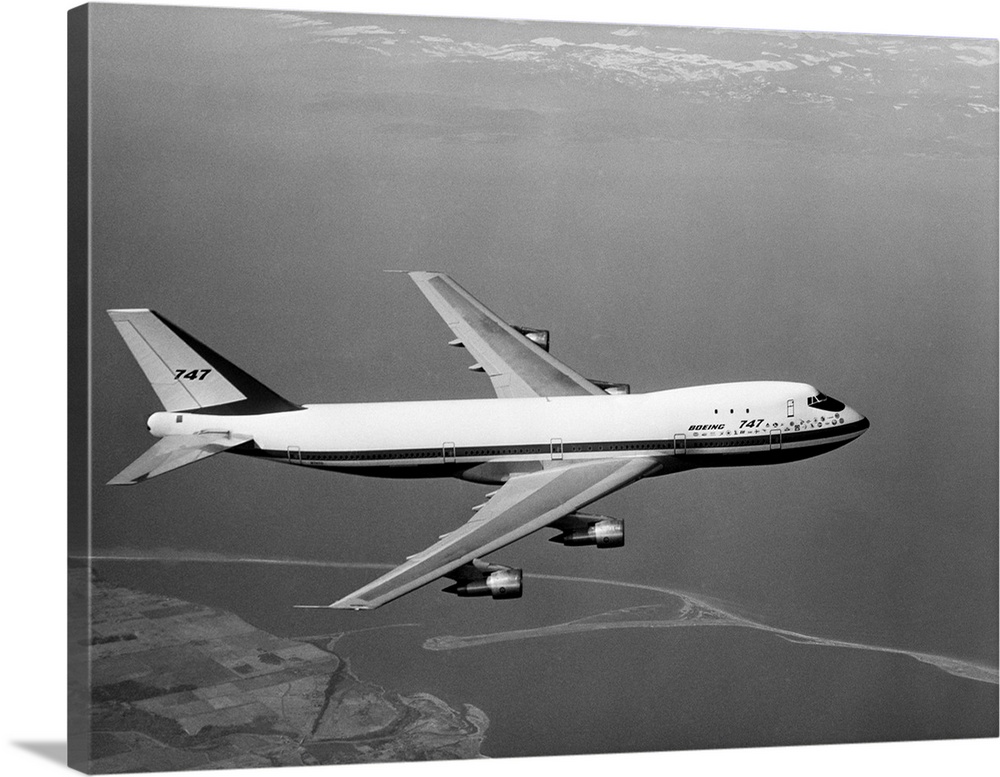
[108,309,301,415]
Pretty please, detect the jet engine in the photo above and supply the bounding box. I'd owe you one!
[589,379,631,395]
[442,559,523,599]
[550,513,625,548]
[512,326,550,351]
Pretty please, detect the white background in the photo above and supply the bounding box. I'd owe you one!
[2,1,996,776]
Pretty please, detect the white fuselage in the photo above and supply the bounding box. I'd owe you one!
[147,381,869,485]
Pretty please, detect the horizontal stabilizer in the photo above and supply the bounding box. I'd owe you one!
[108,433,252,486]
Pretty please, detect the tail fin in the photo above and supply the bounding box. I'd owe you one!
[108,432,252,485]
[108,309,301,415]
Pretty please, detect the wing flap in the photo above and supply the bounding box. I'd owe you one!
[324,456,660,609]
[405,271,606,399]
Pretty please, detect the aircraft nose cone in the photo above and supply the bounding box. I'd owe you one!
[848,409,870,435]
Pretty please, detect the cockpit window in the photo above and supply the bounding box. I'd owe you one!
[807,392,846,412]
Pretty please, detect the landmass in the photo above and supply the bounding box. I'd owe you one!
[424,577,999,686]
[70,568,488,773]
[79,555,999,689]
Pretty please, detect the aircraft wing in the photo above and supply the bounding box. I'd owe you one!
[404,271,607,398]
[315,456,660,610]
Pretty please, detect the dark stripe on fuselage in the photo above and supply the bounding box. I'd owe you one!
[233,418,868,473]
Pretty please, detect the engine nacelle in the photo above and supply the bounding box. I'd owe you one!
[446,568,523,599]
[512,326,550,351]
[589,379,631,395]
[552,518,625,548]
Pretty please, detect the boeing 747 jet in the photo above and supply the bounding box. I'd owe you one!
[108,272,869,609]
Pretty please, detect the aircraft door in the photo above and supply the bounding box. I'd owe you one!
[674,434,686,455]
[286,445,301,464]
[769,430,782,451]
[550,438,564,461]
[443,442,456,464]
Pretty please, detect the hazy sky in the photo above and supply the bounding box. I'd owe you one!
[86,3,997,670]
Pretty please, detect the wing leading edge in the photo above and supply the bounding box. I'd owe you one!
[317,456,661,610]
[403,271,606,399]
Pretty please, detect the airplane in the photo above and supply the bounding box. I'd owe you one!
[108,271,869,610]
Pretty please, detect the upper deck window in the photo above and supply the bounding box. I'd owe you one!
[807,392,846,412]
